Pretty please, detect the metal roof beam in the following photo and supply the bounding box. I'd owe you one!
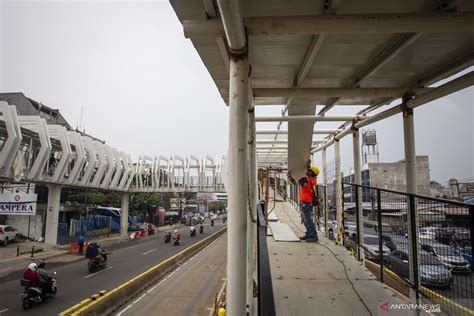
[254,87,429,98]
[183,13,474,38]
[256,115,364,122]
[318,33,421,115]
[216,0,246,54]
[256,147,288,150]
[257,140,325,144]
[314,71,474,153]
[257,129,342,135]
[276,34,327,137]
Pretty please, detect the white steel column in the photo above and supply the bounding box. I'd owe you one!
[352,130,364,258]
[45,184,62,246]
[120,192,130,237]
[321,148,328,232]
[403,107,420,301]
[227,57,249,316]
[334,140,343,233]
[247,107,257,315]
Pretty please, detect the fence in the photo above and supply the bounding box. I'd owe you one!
[342,182,473,315]
[70,215,112,238]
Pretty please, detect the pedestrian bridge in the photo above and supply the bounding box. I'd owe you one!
[0,102,225,193]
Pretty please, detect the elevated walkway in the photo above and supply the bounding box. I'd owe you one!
[267,198,425,316]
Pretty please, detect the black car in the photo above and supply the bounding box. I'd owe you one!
[387,250,452,288]
[381,235,397,252]
[435,228,455,244]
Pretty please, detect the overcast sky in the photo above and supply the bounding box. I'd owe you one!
[1,0,473,185]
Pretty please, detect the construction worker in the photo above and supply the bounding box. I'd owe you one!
[288,165,320,242]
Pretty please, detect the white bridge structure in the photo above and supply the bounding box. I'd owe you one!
[0,101,225,246]
[0,102,225,193]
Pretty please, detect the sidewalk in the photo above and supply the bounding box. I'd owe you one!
[0,224,181,281]
[267,197,429,316]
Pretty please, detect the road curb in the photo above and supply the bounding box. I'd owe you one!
[60,227,227,316]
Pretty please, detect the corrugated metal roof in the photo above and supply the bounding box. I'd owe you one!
[170,0,474,171]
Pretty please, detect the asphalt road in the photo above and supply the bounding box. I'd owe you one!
[0,223,225,316]
[116,234,227,316]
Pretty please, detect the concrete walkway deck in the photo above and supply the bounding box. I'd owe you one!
[267,199,425,316]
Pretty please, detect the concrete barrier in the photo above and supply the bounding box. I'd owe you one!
[61,227,227,316]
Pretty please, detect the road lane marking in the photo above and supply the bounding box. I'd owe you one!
[84,266,113,279]
[147,278,167,293]
[142,249,157,255]
[116,304,133,316]
[0,309,8,314]
[132,293,146,304]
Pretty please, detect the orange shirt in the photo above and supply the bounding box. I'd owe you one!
[299,176,317,204]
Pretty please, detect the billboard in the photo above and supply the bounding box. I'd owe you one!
[0,192,38,215]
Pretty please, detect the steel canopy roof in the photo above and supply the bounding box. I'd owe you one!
[170,0,474,173]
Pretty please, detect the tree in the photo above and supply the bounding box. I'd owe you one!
[130,193,161,217]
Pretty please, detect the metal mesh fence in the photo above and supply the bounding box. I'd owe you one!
[414,195,473,313]
[342,182,473,315]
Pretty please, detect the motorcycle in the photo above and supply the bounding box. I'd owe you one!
[211,219,215,226]
[173,234,181,246]
[190,226,196,237]
[87,252,108,273]
[20,272,57,310]
[164,232,172,243]
[199,225,204,234]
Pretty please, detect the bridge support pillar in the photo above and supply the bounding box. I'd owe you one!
[403,106,420,302]
[227,56,249,316]
[334,140,343,234]
[44,184,62,246]
[247,106,257,315]
[120,192,130,237]
[352,129,364,259]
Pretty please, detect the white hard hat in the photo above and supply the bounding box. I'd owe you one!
[28,263,37,271]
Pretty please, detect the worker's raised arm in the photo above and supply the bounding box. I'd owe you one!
[287,172,297,185]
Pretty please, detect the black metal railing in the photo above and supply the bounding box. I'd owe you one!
[257,201,276,316]
[342,182,474,315]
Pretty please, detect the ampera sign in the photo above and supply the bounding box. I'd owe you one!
[0,192,37,215]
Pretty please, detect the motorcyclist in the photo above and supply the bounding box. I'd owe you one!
[22,263,43,303]
[23,263,39,286]
[95,244,107,267]
[190,225,196,236]
[173,230,181,242]
[165,231,172,242]
[199,224,204,234]
[37,262,52,294]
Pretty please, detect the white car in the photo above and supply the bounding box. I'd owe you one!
[0,225,18,246]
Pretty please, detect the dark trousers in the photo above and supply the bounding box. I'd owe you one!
[300,203,317,238]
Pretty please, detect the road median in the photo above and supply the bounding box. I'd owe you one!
[60,227,227,316]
